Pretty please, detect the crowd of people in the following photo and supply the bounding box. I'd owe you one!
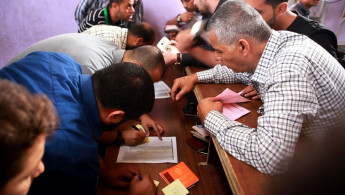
[1,0,345,194]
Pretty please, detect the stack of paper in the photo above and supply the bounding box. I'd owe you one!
[154,81,171,99]
[190,124,209,143]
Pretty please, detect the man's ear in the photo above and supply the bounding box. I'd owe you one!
[274,2,288,17]
[110,2,119,9]
[107,110,125,124]
[236,39,250,56]
[134,37,144,47]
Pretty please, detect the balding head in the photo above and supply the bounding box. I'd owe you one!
[123,45,165,82]
[126,22,155,49]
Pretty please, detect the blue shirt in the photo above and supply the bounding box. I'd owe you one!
[0,51,102,194]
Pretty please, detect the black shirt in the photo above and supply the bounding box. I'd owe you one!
[287,15,338,58]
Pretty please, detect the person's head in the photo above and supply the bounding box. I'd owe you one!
[0,80,58,195]
[300,0,320,9]
[267,122,345,195]
[193,0,220,16]
[243,0,290,29]
[92,62,154,127]
[123,45,166,82]
[126,22,156,49]
[181,0,198,12]
[109,0,135,22]
[207,0,271,72]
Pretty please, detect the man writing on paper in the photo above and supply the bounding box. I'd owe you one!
[1,52,157,194]
[6,34,165,141]
[170,0,345,175]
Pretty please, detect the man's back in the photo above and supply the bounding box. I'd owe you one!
[1,52,102,194]
[7,33,125,74]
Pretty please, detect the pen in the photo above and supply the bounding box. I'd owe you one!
[132,125,139,131]
[138,175,142,180]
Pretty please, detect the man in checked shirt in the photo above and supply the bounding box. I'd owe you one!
[171,0,345,175]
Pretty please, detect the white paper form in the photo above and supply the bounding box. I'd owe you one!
[154,81,171,99]
[117,137,178,163]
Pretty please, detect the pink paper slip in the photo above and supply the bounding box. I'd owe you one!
[212,88,250,120]
[222,103,250,120]
[212,88,249,104]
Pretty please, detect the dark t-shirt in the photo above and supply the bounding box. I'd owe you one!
[287,15,338,58]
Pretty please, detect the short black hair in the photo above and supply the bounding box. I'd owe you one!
[109,0,125,5]
[128,22,155,44]
[265,0,288,8]
[92,62,154,120]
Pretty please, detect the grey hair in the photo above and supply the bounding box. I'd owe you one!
[207,0,271,45]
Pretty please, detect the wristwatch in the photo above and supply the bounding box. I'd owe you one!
[176,14,182,23]
[114,131,124,146]
[175,53,182,65]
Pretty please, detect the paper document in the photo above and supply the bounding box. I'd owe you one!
[212,88,250,120]
[117,137,178,163]
[212,88,249,103]
[154,81,171,99]
[162,179,189,195]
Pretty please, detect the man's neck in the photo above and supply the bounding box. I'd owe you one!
[272,10,298,30]
[209,0,221,14]
[109,6,120,25]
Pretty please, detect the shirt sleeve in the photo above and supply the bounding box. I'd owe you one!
[75,0,92,25]
[196,64,252,84]
[203,58,319,175]
[78,9,105,33]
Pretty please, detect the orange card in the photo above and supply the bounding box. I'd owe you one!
[159,162,199,189]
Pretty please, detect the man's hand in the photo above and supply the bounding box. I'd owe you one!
[139,114,164,140]
[171,73,199,101]
[240,85,260,100]
[180,12,196,23]
[175,29,196,53]
[129,174,156,195]
[197,97,223,123]
[122,129,147,146]
[99,157,140,188]
[162,52,177,66]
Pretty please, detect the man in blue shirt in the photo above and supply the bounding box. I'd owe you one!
[0,51,156,194]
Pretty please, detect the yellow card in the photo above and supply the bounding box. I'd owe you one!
[162,179,189,195]
[153,180,160,187]
[136,124,146,133]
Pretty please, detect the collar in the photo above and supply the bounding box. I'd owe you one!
[298,1,310,16]
[215,0,227,12]
[251,30,279,84]
[79,75,103,138]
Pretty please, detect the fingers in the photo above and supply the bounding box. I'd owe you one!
[240,85,254,94]
[111,180,132,188]
[153,124,164,140]
[171,80,181,101]
[135,130,147,139]
[251,95,261,100]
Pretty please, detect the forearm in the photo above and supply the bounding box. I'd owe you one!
[166,17,179,26]
[203,110,302,175]
[188,46,219,67]
[97,130,120,144]
[196,64,249,84]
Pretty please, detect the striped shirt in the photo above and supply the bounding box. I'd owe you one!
[197,30,345,175]
[82,25,128,49]
[78,7,127,33]
[75,0,108,25]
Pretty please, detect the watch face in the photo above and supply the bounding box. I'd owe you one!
[177,15,181,22]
